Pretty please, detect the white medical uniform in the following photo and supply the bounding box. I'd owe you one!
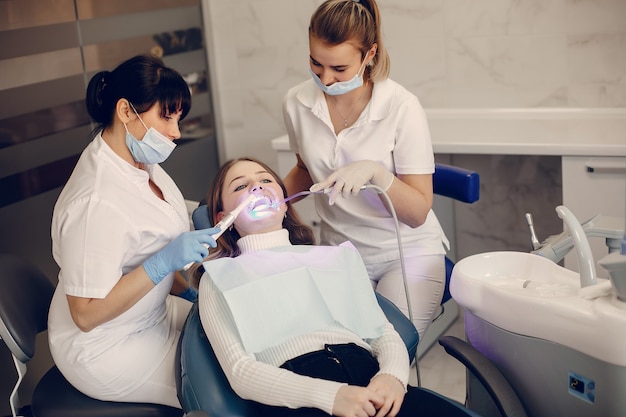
[283,78,447,264]
[48,133,190,406]
[283,78,449,337]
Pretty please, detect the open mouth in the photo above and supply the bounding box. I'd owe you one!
[250,195,274,212]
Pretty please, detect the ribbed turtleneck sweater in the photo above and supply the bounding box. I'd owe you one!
[197,229,409,414]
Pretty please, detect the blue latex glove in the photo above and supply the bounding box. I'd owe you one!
[178,286,198,302]
[143,228,219,285]
[192,205,212,230]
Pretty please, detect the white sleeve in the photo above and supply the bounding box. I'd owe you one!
[368,322,411,388]
[198,275,343,415]
[53,195,138,298]
[393,94,435,175]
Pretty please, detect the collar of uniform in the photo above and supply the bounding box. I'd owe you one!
[296,78,394,123]
[95,132,151,184]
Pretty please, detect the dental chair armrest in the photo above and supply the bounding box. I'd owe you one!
[438,336,528,417]
[433,164,480,204]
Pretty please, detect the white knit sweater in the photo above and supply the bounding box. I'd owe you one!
[198,229,409,414]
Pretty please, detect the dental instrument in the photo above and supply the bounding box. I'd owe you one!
[183,194,257,270]
[525,211,624,263]
[250,190,326,212]
[524,213,541,250]
[251,185,368,212]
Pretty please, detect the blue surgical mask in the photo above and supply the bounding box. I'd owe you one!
[124,104,176,165]
[309,58,367,96]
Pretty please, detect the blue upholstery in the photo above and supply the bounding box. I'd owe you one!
[177,293,526,417]
[433,163,480,205]
[177,293,418,416]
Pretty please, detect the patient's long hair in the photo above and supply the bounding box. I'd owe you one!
[190,157,315,288]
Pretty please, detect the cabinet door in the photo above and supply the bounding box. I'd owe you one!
[562,156,626,279]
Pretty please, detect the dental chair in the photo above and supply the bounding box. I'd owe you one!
[184,162,480,360]
[176,294,527,417]
[0,253,183,417]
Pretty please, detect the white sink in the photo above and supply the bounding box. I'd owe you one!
[451,251,626,366]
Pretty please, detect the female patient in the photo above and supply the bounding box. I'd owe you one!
[190,157,476,417]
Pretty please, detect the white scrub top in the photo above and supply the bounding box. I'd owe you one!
[48,133,189,396]
[283,78,448,264]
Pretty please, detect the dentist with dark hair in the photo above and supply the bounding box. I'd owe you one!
[48,54,218,408]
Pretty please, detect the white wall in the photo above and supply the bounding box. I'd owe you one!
[202,0,626,168]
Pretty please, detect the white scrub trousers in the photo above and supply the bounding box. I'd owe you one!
[367,254,445,339]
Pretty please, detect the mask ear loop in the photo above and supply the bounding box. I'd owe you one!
[128,101,150,132]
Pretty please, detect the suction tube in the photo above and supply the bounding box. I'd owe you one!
[183,194,257,270]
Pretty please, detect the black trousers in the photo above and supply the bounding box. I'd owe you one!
[254,343,477,417]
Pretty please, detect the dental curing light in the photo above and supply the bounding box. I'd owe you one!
[183,194,257,270]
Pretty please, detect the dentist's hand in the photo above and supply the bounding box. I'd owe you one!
[143,228,219,285]
[310,161,394,205]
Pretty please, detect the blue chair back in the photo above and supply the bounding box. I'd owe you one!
[433,163,480,305]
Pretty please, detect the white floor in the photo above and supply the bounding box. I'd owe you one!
[409,309,467,405]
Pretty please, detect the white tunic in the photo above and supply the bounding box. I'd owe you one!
[48,133,189,398]
[283,78,448,264]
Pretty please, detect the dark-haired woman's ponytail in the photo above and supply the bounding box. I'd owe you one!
[85,70,112,125]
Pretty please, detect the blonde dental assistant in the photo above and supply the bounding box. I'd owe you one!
[48,55,218,408]
[282,0,448,339]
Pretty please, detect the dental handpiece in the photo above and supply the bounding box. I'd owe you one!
[182,194,257,270]
[252,185,369,212]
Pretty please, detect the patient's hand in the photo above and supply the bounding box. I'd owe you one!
[333,385,383,417]
[367,374,405,417]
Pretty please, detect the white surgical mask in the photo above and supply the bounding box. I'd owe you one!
[309,58,368,96]
[124,104,176,165]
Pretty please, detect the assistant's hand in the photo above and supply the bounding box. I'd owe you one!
[310,161,394,205]
[143,228,219,285]
[332,385,384,417]
[367,374,405,417]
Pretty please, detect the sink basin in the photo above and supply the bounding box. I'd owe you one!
[451,251,626,366]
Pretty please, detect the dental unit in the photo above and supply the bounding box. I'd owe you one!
[452,204,626,417]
